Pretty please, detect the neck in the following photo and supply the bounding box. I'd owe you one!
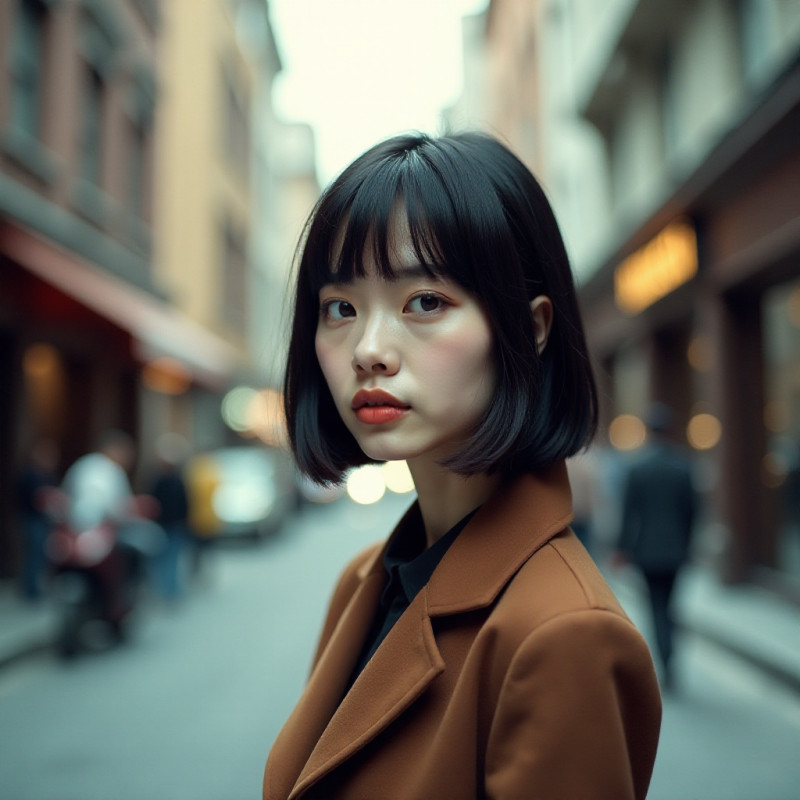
[407,458,501,548]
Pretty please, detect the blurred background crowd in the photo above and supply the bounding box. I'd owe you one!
[0,1,799,797]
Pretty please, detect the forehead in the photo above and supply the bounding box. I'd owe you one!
[320,202,445,287]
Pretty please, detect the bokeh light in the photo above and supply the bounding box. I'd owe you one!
[609,414,646,451]
[687,413,722,450]
[382,461,415,494]
[221,386,259,432]
[22,342,59,378]
[346,465,387,505]
[245,388,287,447]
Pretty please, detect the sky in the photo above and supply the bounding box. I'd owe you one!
[268,0,489,185]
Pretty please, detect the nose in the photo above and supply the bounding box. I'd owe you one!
[352,317,399,376]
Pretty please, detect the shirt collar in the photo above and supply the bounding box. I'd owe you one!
[382,507,478,606]
[356,463,575,617]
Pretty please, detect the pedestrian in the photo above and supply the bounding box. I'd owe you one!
[263,132,661,799]
[17,438,60,600]
[616,402,697,691]
[62,429,135,532]
[61,429,138,622]
[184,451,221,581]
[148,433,190,601]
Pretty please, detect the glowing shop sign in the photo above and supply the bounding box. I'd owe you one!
[614,220,698,314]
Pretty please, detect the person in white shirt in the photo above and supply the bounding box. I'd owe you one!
[62,430,135,531]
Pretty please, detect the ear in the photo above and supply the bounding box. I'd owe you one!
[530,295,553,354]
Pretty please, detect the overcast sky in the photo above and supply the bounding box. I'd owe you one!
[268,0,488,184]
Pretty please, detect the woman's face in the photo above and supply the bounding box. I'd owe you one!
[314,219,496,468]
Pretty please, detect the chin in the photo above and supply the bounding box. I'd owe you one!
[358,443,412,463]
[358,436,450,466]
[352,434,414,463]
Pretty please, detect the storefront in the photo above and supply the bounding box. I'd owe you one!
[580,82,800,600]
[702,137,800,593]
[0,219,243,578]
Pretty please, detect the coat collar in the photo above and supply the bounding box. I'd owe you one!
[428,461,573,614]
[279,462,573,799]
[356,460,573,614]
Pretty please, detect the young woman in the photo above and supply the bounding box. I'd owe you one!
[264,132,661,800]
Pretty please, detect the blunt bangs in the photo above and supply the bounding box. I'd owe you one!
[285,131,598,484]
[304,143,475,294]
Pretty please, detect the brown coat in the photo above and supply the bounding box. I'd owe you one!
[264,463,661,800]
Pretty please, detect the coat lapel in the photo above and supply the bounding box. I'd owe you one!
[276,462,573,799]
[289,588,444,799]
[266,567,384,800]
[428,461,574,616]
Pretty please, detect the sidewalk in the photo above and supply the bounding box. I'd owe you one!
[0,581,56,669]
[606,562,800,694]
[2,563,799,693]
[677,563,800,692]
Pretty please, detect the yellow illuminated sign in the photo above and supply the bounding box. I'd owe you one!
[614,220,698,314]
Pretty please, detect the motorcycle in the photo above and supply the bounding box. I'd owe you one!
[42,490,163,657]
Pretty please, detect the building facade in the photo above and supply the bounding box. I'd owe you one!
[0,0,287,579]
[150,0,282,456]
[0,0,165,576]
[251,118,319,390]
[463,0,800,597]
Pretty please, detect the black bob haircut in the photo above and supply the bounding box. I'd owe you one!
[284,131,598,484]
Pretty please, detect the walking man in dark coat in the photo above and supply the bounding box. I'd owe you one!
[618,403,697,690]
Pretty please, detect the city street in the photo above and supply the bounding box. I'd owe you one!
[1,493,798,800]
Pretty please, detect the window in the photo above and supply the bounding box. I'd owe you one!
[762,277,800,581]
[128,118,146,217]
[222,68,249,177]
[81,66,104,185]
[126,68,156,229]
[735,0,774,85]
[658,42,679,162]
[9,0,47,138]
[220,219,248,337]
[77,11,116,187]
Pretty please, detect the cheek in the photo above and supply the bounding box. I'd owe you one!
[423,328,495,395]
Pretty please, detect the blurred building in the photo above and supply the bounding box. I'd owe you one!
[251,120,319,388]
[0,0,165,576]
[0,0,304,579]
[150,0,280,455]
[443,8,492,136]
[456,0,800,597]
[154,0,319,445]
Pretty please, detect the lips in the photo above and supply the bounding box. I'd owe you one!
[351,389,410,425]
[351,389,408,410]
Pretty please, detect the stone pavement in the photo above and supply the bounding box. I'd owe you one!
[2,559,799,694]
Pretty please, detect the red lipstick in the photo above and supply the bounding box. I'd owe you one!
[351,389,410,425]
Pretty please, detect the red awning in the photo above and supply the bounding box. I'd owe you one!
[1,222,243,390]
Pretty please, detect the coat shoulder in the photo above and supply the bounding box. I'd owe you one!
[491,528,632,637]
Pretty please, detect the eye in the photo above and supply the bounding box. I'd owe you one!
[321,299,355,320]
[406,292,448,314]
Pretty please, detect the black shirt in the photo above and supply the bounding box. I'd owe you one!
[349,506,479,686]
